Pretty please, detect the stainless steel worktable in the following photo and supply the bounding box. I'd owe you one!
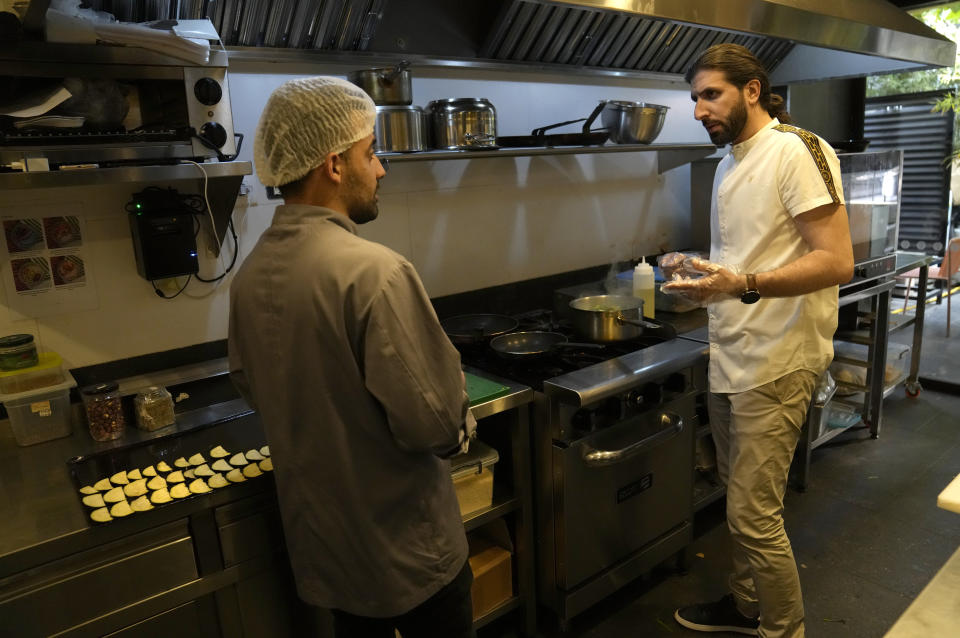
[892,251,935,396]
[0,368,537,636]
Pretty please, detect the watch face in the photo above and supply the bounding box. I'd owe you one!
[741,290,761,304]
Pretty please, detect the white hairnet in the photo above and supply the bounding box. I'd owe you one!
[253,76,376,188]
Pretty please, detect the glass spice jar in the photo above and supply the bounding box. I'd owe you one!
[81,382,126,442]
[134,386,175,432]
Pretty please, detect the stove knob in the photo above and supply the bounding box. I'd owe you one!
[628,383,662,407]
[572,409,592,430]
[665,373,687,393]
[643,382,663,404]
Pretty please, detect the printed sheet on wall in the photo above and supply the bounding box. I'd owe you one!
[0,202,99,319]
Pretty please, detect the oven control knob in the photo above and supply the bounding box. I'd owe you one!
[628,383,662,407]
[199,121,228,148]
[194,77,223,106]
[665,373,687,393]
[572,409,592,430]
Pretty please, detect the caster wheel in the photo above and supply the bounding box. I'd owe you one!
[906,382,922,397]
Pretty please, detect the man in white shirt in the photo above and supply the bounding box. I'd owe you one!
[666,44,854,638]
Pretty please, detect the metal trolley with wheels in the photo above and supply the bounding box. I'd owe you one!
[892,252,934,398]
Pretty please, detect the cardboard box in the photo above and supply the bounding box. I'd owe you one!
[468,536,513,619]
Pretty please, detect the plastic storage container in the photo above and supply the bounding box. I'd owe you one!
[831,341,912,395]
[450,439,499,517]
[133,386,175,431]
[81,382,126,442]
[0,370,76,446]
[0,333,39,370]
[0,352,65,394]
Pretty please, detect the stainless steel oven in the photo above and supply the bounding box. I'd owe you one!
[536,340,705,623]
[455,309,707,625]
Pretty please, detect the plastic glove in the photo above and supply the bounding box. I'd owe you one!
[658,252,706,282]
[660,256,742,306]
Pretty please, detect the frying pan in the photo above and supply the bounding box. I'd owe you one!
[497,102,608,148]
[489,331,603,360]
[441,314,518,346]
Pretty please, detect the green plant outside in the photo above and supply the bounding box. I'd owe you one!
[866,3,960,157]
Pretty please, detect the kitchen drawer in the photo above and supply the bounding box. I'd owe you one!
[0,520,197,638]
[215,494,284,567]
[103,597,215,638]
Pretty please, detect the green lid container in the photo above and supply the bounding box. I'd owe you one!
[0,334,39,371]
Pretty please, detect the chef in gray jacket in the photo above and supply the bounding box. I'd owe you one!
[228,76,477,638]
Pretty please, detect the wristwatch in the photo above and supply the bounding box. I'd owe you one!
[740,273,761,304]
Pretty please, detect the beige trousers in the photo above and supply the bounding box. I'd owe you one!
[708,369,817,638]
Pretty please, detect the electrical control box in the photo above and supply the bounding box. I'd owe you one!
[128,189,199,281]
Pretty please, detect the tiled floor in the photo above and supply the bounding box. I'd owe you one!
[484,292,960,638]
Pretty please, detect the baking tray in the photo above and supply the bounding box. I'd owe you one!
[67,414,271,525]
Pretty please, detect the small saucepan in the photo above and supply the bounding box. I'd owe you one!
[569,294,659,343]
[441,314,518,347]
[489,331,603,360]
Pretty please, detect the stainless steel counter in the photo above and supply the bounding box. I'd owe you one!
[0,368,532,577]
[0,400,266,577]
[465,365,534,421]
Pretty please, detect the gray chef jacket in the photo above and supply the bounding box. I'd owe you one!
[228,204,471,617]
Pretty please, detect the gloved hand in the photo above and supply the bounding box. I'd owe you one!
[660,255,743,306]
[458,411,478,455]
[658,252,703,282]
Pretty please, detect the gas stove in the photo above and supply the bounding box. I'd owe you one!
[456,309,681,393]
[455,307,709,624]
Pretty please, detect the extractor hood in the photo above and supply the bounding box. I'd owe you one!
[33,0,949,84]
[347,0,956,83]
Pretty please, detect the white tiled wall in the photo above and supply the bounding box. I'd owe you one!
[0,63,713,369]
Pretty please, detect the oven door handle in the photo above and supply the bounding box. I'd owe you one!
[580,412,684,467]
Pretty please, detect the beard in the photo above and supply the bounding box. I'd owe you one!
[342,170,380,225]
[706,95,748,146]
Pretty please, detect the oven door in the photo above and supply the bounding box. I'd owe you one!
[553,396,693,589]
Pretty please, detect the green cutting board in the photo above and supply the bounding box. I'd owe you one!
[465,372,511,406]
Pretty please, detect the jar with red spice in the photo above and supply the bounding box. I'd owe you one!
[81,382,126,442]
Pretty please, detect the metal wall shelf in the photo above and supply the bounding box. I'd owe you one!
[0,161,250,190]
[380,143,717,174]
[0,162,251,256]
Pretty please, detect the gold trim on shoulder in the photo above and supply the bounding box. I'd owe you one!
[773,124,840,204]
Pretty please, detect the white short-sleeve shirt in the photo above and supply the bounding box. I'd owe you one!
[707,118,844,393]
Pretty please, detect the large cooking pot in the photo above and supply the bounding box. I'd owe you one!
[374,105,426,153]
[600,100,669,144]
[426,98,497,150]
[347,61,412,105]
[569,294,659,342]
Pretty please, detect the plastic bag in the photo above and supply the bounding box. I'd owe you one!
[658,252,741,306]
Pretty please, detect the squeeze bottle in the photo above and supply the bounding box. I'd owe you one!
[633,260,655,318]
